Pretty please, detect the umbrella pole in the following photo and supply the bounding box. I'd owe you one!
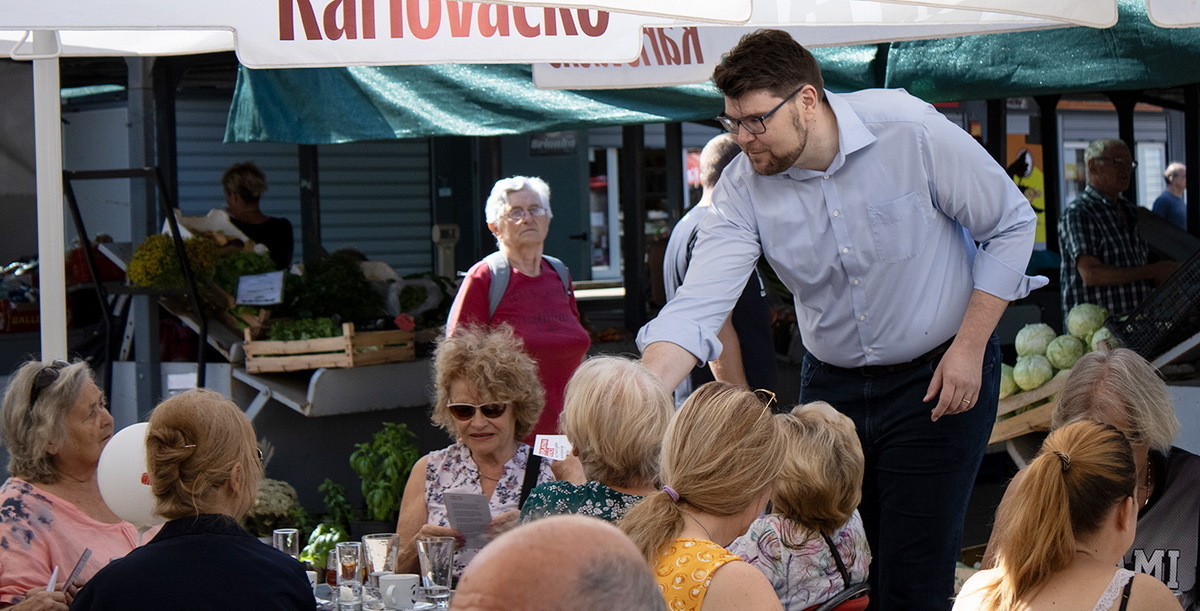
[32,31,68,360]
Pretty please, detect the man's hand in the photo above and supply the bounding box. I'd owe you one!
[924,340,984,422]
[1150,260,1181,284]
[924,290,1007,422]
[484,511,520,541]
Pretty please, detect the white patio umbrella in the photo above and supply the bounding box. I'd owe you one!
[1146,0,1200,26]
[483,0,1119,27]
[0,0,1084,358]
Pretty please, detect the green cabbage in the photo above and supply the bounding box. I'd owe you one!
[1013,354,1054,391]
[999,363,1017,399]
[1045,335,1086,370]
[1067,303,1109,340]
[1015,323,1057,357]
[1090,327,1120,352]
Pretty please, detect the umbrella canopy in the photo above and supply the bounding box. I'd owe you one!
[883,0,1200,102]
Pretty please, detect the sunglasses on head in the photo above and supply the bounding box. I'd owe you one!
[447,402,509,421]
[29,359,70,406]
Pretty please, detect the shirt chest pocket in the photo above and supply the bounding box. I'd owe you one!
[866,191,932,263]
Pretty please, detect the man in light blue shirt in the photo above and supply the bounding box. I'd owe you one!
[638,30,1046,610]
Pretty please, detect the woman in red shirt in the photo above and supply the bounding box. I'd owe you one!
[445,176,590,442]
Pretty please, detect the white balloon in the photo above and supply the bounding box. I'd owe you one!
[97,423,164,529]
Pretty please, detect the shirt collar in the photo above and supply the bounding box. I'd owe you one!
[782,90,877,180]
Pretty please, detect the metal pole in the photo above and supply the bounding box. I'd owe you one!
[620,125,646,331]
[32,31,67,360]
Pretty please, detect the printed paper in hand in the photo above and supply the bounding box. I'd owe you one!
[443,491,491,549]
[235,270,285,306]
[532,435,572,461]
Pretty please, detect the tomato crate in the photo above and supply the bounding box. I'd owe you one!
[243,322,415,373]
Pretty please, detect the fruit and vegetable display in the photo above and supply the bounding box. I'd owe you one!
[999,303,1119,400]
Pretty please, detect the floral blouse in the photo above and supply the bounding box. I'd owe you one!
[728,511,871,611]
[0,477,143,605]
[519,480,644,524]
[424,442,553,577]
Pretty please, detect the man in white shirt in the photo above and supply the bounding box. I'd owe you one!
[638,30,1046,610]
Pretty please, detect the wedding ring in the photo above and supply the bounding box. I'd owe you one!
[961,398,971,404]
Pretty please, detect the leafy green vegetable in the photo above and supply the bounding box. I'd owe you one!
[1015,323,1056,357]
[213,250,275,294]
[1067,303,1109,340]
[1013,354,1053,391]
[397,285,428,313]
[1046,334,1086,370]
[275,254,385,323]
[999,363,1017,399]
[1090,327,1120,352]
[266,317,342,341]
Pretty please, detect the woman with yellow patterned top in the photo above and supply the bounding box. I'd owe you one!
[621,382,786,611]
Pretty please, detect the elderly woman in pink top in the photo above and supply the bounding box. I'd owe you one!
[0,360,143,610]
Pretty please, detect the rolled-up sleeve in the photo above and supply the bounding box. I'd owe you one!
[921,104,1047,302]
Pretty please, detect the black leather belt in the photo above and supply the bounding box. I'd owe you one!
[825,336,956,378]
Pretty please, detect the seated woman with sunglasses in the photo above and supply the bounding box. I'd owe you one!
[0,359,142,611]
[520,355,672,524]
[729,402,871,611]
[395,325,555,579]
[72,388,314,610]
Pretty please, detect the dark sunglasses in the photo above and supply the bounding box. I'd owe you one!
[753,388,778,412]
[447,402,508,421]
[29,359,70,406]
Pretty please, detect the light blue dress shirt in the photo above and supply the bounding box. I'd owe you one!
[638,89,1047,369]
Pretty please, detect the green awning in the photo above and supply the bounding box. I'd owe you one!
[224,49,879,144]
[884,0,1200,102]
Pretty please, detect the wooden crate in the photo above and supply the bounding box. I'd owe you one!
[243,322,415,373]
[204,284,270,334]
[988,372,1068,445]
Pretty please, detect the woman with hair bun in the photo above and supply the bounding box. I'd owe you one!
[620,382,785,611]
[955,421,1178,610]
[72,389,314,610]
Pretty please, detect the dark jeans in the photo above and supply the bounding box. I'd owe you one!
[799,336,1000,611]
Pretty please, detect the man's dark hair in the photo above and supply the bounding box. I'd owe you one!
[712,29,824,100]
[564,554,667,611]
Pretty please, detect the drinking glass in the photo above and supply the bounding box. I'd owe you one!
[337,541,364,608]
[273,528,300,560]
[416,536,454,608]
[361,534,400,579]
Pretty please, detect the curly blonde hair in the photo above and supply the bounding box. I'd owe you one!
[433,325,544,441]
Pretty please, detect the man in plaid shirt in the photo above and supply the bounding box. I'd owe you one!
[1059,138,1179,319]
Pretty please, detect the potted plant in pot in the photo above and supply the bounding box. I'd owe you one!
[348,422,420,538]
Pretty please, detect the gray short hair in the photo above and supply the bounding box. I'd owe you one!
[2,360,94,483]
[484,176,553,225]
[1084,139,1126,164]
[1052,349,1178,452]
[564,554,667,611]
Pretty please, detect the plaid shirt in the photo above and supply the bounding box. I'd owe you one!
[1059,185,1152,318]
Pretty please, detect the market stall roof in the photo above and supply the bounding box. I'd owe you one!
[225,49,880,144]
[883,0,1200,102]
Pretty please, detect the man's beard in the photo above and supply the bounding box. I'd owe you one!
[748,113,806,176]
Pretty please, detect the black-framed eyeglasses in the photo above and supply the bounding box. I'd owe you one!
[29,359,70,406]
[503,206,548,223]
[448,402,509,421]
[1095,157,1138,170]
[717,86,806,135]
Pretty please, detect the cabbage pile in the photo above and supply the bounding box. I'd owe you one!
[999,303,1120,396]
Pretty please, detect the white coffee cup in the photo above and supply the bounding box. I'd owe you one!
[305,570,319,589]
[379,573,420,610]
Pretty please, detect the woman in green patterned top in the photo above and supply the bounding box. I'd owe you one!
[520,356,672,523]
